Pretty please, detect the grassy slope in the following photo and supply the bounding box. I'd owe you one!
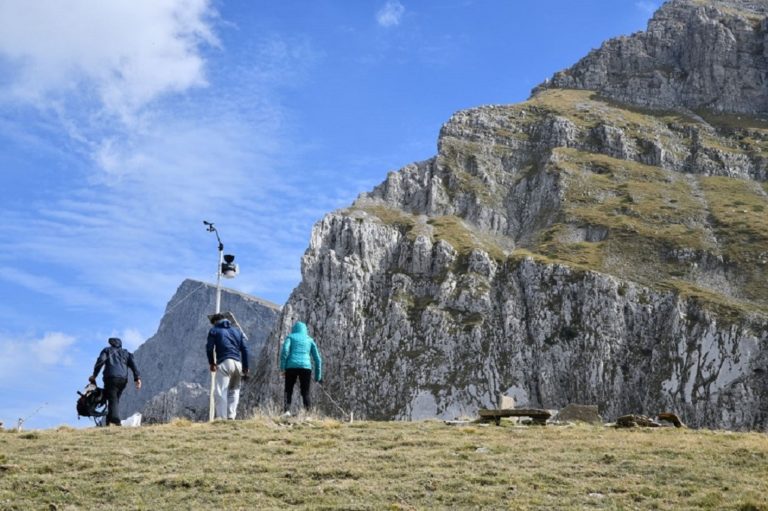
[533,90,768,316]
[1,418,767,511]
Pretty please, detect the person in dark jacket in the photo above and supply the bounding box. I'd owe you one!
[206,314,250,420]
[280,321,322,414]
[89,337,141,426]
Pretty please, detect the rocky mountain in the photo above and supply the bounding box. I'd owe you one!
[121,279,280,423]
[244,0,768,430]
[536,0,768,116]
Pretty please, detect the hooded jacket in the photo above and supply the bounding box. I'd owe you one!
[206,319,250,371]
[279,322,322,381]
[92,338,141,381]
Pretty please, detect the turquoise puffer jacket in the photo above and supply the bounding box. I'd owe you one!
[280,322,323,381]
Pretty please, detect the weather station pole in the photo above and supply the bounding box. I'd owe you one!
[203,221,239,422]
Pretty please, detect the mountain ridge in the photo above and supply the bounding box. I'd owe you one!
[243,0,768,430]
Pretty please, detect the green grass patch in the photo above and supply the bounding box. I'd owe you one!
[346,204,507,262]
[700,176,768,263]
[511,148,768,318]
[700,176,768,304]
[555,148,711,251]
[525,89,768,162]
[352,204,417,233]
[427,215,505,261]
[529,89,697,132]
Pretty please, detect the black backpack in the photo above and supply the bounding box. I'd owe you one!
[77,383,107,423]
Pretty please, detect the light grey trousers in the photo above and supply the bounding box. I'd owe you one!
[214,358,242,419]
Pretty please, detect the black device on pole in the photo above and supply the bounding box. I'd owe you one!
[204,220,224,251]
[222,254,238,278]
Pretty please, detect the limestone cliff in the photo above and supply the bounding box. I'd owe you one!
[243,0,768,430]
[536,0,768,116]
[121,279,280,423]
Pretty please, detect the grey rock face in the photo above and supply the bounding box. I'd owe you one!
[247,217,767,429]
[536,0,768,116]
[141,382,210,424]
[243,0,768,430]
[120,279,280,421]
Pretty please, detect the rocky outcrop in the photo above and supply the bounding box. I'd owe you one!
[243,0,768,430]
[121,279,280,421]
[536,0,768,117]
[141,383,210,424]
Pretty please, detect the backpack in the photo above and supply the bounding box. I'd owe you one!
[77,383,107,422]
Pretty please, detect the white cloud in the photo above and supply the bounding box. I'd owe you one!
[31,332,77,365]
[0,2,370,356]
[376,0,405,28]
[116,328,145,351]
[0,332,77,368]
[0,2,321,312]
[635,1,660,15]
[0,0,217,121]
[0,332,87,429]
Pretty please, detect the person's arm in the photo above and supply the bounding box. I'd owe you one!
[206,329,216,371]
[127,352,142,389]
[310,341,322,382]
[239,332,250,374]
[90,349,107,382]
[279,337,291,372]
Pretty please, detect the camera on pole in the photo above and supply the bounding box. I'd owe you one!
[221,254,239,278]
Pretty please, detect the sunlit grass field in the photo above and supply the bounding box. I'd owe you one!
[1,417,766,510]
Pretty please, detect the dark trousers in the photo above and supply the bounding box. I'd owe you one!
[104,376,127,426]
[284,368,312,412]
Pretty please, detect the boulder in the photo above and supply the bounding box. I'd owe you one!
[554,404,602,424]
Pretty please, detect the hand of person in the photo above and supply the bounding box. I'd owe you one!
[135,379,142,390]
[88,375,96,384]
[280,371,285,378]
[316,378,323,384]
[210,364,217,373]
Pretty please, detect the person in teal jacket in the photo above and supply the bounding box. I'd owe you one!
[280,321,322,413]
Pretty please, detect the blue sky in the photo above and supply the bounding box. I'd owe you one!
[0,0,660,429]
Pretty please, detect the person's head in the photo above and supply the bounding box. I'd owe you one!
[291,322,308,335]
[209,313,226,325]
[108,337,122,348]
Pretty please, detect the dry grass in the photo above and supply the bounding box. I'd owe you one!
[347,204,508,262]
[1,419,767,510]
[531,148,768,317]
[555,148,711,251]
[529,89,768,161]
[529,89,696,133]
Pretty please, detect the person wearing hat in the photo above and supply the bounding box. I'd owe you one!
[89,337,141,426]
[206,313,250,419]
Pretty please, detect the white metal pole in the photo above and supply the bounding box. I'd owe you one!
[215,248,223,314]
[209,247,223,422]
